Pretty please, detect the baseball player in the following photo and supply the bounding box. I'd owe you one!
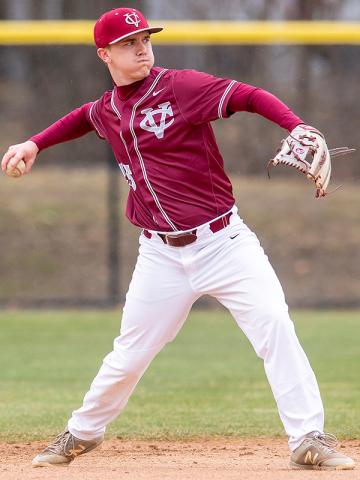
[1,7,355,471]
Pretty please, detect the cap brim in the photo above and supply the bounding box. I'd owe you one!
[109,27,163,45]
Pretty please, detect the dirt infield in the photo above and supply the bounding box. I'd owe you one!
[0,438,358,480]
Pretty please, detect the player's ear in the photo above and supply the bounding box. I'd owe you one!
[97,47,111,65]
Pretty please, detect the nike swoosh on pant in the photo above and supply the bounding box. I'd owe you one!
[230,234,239,240]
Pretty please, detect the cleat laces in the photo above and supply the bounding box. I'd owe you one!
[44,430,76,457]
[311,432,338,455]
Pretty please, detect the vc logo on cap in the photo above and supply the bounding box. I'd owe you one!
[123,12,141,27]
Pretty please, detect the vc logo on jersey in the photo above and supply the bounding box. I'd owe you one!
[140,102,174,139]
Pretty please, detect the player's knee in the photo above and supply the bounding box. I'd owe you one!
[120,360,143,382]
[252,307,293,359]
[104,349,151,383]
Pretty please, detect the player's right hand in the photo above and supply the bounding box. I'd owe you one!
[1,140,39,175]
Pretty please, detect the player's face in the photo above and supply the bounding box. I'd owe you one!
[97,32,155,86]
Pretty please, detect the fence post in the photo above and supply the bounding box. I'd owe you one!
[107,146,121,306]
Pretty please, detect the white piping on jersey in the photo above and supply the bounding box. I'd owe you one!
[110,90,136,181]
[119,132,133,166]
[218,80,236,119]
[110,89,121,119]
[110,91,128,159]
[128,69,179,231]
[89,101,105,139]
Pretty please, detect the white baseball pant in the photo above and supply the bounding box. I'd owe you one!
[68,207,324,451]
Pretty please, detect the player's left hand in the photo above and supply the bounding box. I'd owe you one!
[268,124,355,198]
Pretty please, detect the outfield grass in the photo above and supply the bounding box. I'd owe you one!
[0,309,359,442]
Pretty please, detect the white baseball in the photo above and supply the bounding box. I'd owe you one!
[6,159,26,178]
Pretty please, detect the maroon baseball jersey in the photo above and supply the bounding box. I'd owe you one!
[88,67,239,231]
[31,67,303,232]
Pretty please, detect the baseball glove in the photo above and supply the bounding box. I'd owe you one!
[268,124,355,198]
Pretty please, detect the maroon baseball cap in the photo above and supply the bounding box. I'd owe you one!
[94,7,163,48]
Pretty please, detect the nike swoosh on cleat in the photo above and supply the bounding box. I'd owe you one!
[153,88,165,96]
[230,234,239,240]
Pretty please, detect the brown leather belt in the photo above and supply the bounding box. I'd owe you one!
[144,211,232,247]
[158,231,197,247]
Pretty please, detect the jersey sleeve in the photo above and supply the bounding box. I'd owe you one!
[171,69,239,125]
[30,103,95,151]
[227,84,304,132]
[86,99,108,140]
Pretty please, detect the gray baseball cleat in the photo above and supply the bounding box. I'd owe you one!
[32,429,104,467]
[290,432,355,470]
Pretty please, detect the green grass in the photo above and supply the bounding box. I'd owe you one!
[0,309,359,442]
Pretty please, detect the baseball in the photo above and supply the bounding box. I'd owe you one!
[6,159,26,178]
